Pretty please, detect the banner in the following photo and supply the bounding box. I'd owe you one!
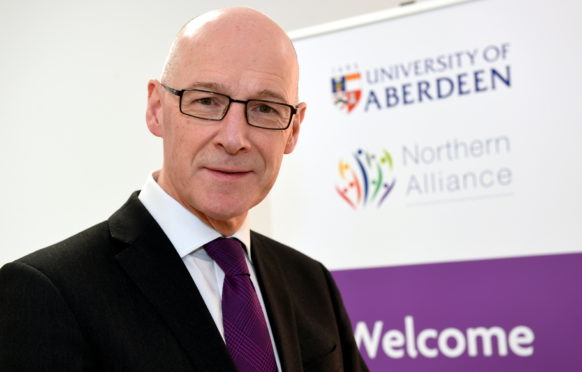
[333,253,582,370]
[266,0,582,370]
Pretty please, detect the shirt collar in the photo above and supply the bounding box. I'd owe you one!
[137,171,251,259]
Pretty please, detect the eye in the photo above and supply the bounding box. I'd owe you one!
[250,102,283,116]
[257,104,277,114]
[194,96,217,106]
[182,90,227,108]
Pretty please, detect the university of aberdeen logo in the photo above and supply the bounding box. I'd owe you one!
[335,149,396,209]
[331,67,362,113]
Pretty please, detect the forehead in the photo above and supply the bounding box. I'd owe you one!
[170,14,298,100]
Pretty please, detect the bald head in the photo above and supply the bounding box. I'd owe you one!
[161,7,299,99]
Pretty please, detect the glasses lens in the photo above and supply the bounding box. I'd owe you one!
[181,90,229,119]
[247,100,291,129]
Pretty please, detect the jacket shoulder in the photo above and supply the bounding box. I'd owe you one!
[250,230,322,268]
[15,221,115,275]
[13,192,149,275]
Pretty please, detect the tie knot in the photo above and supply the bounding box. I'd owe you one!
[204,237,249,277]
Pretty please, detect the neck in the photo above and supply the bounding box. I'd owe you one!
[153,170,247,236]
[197,212,247,237]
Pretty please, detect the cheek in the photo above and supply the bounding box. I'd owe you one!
[164,131,189,166]
[259,139,288,181]
[165,120,210,162]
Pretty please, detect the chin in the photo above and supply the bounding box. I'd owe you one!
[203,201,252,222]
[194,190,262,223]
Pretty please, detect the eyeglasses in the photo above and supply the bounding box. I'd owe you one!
[162,84,298,130]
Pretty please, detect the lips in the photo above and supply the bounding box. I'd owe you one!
[207,166,251,174]
[204,166,253,180]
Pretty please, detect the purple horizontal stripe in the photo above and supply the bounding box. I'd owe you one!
[332,252,582,372]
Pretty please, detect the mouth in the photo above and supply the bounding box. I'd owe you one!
[205,167,253,180]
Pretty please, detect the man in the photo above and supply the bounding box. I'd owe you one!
[0,7,368,372]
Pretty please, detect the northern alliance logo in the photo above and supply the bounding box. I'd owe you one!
[335,149,396,209]
[331,69,362,113]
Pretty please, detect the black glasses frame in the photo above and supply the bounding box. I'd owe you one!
[162,84,298,130]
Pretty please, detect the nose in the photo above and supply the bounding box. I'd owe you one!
[214,101,251,155]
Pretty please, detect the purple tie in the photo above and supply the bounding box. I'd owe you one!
[204,238,277,372]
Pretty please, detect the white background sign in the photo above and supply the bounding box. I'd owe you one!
[265,0,582,269]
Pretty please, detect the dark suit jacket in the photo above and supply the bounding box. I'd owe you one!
[0,193,368,371]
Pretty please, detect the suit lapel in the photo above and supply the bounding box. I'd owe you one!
[251,232,302,371]
[109,193,237,372]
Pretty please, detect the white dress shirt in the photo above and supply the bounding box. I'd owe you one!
[138,171,281,370]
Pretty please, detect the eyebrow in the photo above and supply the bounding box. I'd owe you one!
[185,82,290,104]
[186,81,226,92]
[254,89,288,103]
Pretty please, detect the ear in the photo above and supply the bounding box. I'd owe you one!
[284,102,306,154]
[146,79,164,137]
